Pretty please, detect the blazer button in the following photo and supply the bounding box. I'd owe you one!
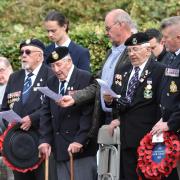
[51,115,54,118]
[65,130,70,134]
[56,131,60,135]
[167,93,169,96]
[67,114,71,118]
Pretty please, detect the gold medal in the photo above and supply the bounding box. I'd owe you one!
[170,81,177,93]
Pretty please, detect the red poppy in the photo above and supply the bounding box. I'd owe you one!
[137,131,180,179]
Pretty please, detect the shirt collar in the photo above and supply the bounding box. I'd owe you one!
[133,59,148,71]
[25,63,42,77]
[112,44,126,51]
[175,48,180,56]
[59,64,74,83]
[55,38,71,48]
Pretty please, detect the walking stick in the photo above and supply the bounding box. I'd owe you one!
[69,152,74,180]
[45,157,49,180]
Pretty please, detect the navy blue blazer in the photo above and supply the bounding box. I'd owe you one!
[39,67,97,161]
[1,64,53,128]
[44,41,90,71]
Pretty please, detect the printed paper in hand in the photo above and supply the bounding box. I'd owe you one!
[152,133,164,143]
[0,110,22,123]
[37,86,62,101]
[96,79,119,98]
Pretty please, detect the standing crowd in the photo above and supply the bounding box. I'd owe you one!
[0,8,179,180]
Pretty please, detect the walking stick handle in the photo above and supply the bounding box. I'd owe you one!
[45,157,49,180]
[69,152,74,180]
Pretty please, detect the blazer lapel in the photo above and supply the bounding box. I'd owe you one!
[13,71,26,111]
[65,67,78,95]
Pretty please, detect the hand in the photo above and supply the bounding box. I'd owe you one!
[38,143,51,159]
[107,119,120,136]
[151,119,169,135]
[56,95,75,107]
[103,93,113,104]
[68,142,83,153]
[20,116,32,131]
[115,97,129,112]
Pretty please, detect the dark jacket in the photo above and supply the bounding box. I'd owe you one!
[1,64,53,128]
[39,67,97,161]
[111,58,165,148]
[73,48,130,138]
[44,41,90,71]
[159,53,180,133]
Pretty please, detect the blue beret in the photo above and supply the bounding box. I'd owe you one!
[48,46,69,63]
[20,39,45,51]
[125,32,150,46]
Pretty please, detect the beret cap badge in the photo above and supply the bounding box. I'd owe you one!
[52,51,59,60]
[25,39,31,44]
[132,38,137,45]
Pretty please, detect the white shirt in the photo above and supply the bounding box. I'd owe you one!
[59,65,74,94]
[0,84,6,105]
[127,60,148,92]
[175,48,180,56]
[55,38,71,48]
[24,63,42,86]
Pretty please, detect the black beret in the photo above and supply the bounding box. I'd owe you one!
[125,32,150,46]
[2,124,43,171]
[48,46,69,63]
[20,39,45,51]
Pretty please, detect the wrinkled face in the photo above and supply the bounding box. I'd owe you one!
[44,20,67,43]
[51,58,71,81]
[161,25,180,52]
[105,15,124,45]
[20,46,42,72]
[0,62,12,84]
[149,38,164,57]
[127,45,150,66]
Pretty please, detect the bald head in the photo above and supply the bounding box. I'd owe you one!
[105,9,135,45]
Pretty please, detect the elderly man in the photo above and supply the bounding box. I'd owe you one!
[38,46,97,180]
[151,16,180,180]
[1,39,53,180]
[59,9,136,137]
[151,16,180,135]
[0,57,13,106]
[44,10,90,71]
[103,32,167,179]
[0,57,13,180]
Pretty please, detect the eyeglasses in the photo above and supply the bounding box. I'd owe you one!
[20,49,41,56]
[127,47,145,53]
[105,22,119,32]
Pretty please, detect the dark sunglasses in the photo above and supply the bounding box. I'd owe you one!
[20,49,41,56]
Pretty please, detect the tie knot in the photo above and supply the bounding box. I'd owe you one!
[61,80,66,84]
[134,66,140,72]
[27,72,33,78]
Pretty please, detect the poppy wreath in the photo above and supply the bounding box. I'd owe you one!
[0,123,44,173]
[137,131,180,180]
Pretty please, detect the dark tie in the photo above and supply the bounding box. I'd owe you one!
[22,72,33,104]
[126,66,140,103]
[59,80,66,96]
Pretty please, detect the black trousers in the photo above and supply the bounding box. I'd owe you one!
[121,147,179,180]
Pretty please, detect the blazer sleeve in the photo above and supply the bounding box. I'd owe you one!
[39,96,53,145]
[77,48,90,72]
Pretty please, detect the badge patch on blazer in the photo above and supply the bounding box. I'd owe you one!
[115,74,122,86]
[144,79,152,99]
[7,91,21,109]
[170,81,177,93]
[165,68,179,77]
